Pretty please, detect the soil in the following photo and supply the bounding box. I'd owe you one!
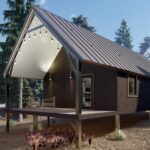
[0,113,150,150]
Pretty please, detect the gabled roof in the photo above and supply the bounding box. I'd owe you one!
[33,6,150,77]
[4,6,150,78]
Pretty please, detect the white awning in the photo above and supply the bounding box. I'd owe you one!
[11,15,62,79]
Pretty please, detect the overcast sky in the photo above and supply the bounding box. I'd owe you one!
[0,0,150,51]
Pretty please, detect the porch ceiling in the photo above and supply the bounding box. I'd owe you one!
[11,15,62,79]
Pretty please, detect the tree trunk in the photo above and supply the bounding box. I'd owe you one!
[19,78,23,122]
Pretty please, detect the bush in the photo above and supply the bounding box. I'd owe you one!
[10,120,18,127]
[108,129,126,141]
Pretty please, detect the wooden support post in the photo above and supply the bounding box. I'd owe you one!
[147,111,150,119]
[19,78,23,122]
[6,112,10,133]
[115,113,120,130]
[47,116,50,127]
[76,120,82,149]
[5,78,10,132]
[33,115,38,131]
[75,61,81,115]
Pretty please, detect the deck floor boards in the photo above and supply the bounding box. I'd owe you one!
[4,108,116,120]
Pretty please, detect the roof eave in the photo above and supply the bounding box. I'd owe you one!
[82,60,150,79]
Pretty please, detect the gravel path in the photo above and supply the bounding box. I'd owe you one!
[0,113,150,150]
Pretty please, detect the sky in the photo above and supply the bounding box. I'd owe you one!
[0,0,150,52]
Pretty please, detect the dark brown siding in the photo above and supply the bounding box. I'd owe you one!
[117,72,150,114]
[81,62,117,110]
[44,48,75,108]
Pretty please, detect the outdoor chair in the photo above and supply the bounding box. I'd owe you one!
[41,96,56,127]
[41,96,56,108]
[28,97,41,108]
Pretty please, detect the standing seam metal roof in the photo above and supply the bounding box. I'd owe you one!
[33,6,150,77]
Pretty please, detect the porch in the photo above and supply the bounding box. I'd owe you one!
[3,12,119,149]
[5,107,116,120]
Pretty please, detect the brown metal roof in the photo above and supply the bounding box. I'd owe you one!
[33,6,150,77]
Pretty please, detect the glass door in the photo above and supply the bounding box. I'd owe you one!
[81,75,93,108]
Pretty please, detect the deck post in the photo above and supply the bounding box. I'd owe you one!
[47,116,50,127]
[33,115,38,131]
[75,61,82,148]
[75,61,81,115]
[19,78,23,122]
[5,78,10,132]
[115,113,120,130]
[76,120,82,149]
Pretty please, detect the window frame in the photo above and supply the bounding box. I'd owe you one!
[128,76,138,97]
[81,74,94,109]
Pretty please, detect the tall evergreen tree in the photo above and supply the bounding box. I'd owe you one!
[139,37,150,56]
[23,79,33,107]
[0,0,35,105]
[115,19,133,49]
[72,15,96,32]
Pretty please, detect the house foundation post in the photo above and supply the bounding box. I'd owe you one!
[76,120,82,149]
[6,78,10,133]
[47,116,50,127]
[115,113,120,130]
[75,61,82,149]
[33,115,38,131]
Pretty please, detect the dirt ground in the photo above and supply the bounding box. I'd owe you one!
[0,113,150,150]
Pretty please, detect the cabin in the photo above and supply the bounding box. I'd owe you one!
[3,6,150,148]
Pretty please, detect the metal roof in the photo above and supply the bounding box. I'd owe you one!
[4,6,150,78]
[32,6,150,77]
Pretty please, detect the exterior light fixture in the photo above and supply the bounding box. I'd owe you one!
[14,60,17,64]
[34,33,36,38]
[28,35,31,40]
[69,71,72,79]
[40,31,42,36]
[49,75,52,81]
[57,43,60,50]
[45,30,48,35]
[18,49,21,53]
[51,36,53,42]
[23,39,26,43]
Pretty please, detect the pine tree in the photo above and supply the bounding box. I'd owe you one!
[29,80,43,99]
[23,79,33,107]
[0,0,35,105]
[115,19,133,49]
[72,15,96,32]
[139,37,150,56]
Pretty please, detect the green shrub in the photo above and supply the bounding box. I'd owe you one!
[10,120,18,127]
[108,129,126,141]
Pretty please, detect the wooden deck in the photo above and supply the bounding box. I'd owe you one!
[5,107,116,120]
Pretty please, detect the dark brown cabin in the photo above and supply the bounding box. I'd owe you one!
[4,6,150,116]
[3,6,150,147]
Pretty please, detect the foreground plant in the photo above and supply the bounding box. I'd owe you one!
[25,128,93,150]
[108,129,126,141]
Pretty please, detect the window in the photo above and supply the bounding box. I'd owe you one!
[128,76,137,96]
[82,76,93,108]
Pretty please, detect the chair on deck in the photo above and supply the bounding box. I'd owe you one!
[41,96,56,108]
[28,97,40,108]
[41,96,56,127]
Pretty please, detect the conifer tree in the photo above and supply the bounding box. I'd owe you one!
[72,15,96,32]
[139,37,150,56]
[115,19,133,49]
[0,0,35,105]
